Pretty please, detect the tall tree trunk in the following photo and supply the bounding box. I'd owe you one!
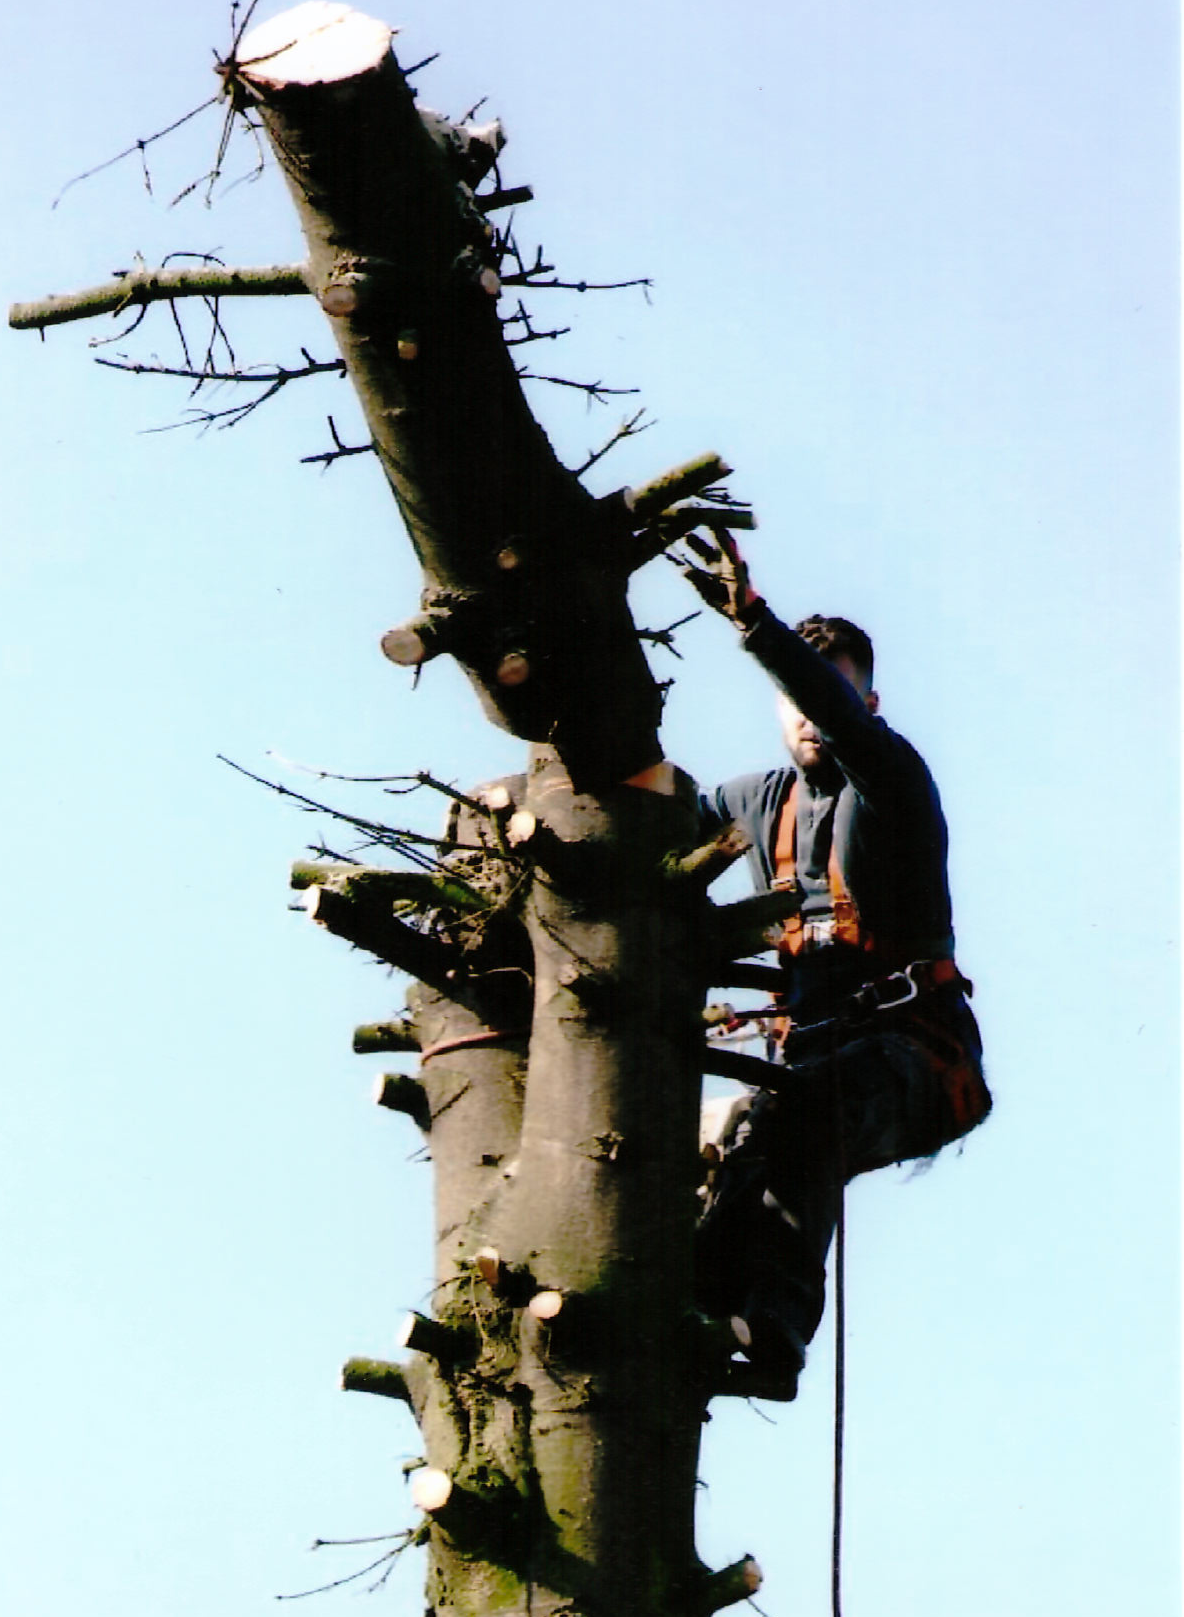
[234,8,759,1612]
[235,2,665,794]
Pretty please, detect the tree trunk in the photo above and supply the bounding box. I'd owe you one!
[236,2,665,795]
[232,8,758,1612]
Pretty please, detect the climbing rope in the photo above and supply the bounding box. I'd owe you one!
[830,1029,847,1617]
[832,1182,846,1617]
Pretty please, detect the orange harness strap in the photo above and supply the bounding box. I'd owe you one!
[772,781,875,955]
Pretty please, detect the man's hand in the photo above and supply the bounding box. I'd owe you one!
[676,532,764,627]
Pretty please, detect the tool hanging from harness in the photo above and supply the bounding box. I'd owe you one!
[764,780,988,1136]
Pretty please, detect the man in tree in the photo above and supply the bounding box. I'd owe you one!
[683,535,991,1400]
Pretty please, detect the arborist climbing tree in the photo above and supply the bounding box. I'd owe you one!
[10,5,991,1615]
[684,534,991,1401]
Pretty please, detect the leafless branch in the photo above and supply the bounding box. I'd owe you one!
[502,298,571,346]
[381,772,493,819]
[276,1539,413,1600]
[266,752,492,822]
[95,352,345,391]
[494,230,650,295]
[88,302,150,349]
[300,415,377,469]
[9,263,308,333]
[51,97,221,210]
[217,756,517,868]
[697,483,754,510]
[636,610,701,659]
[309,1531,411,1550]
[495,237,554,281]
[517,371,639,403]
[503,272,653,296]
[573,408,653,477]
[109,347,341,432]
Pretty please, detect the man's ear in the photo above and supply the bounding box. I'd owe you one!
[865,689,881,715]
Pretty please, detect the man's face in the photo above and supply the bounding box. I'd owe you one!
[777,653,878,774]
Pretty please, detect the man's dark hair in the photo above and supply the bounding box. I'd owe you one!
[793,615,874,682]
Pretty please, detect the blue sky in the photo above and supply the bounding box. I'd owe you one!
[1,3,1178,1614]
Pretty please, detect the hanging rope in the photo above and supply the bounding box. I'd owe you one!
[832,1181,846,1617]
[830,1028,848,1617]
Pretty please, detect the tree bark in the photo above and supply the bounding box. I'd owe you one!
[230,10,766,1611]
[7,264,309,331]
[12,7,769,1612]
[236,3,665,794]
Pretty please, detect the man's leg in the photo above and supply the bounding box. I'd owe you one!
[700,1020,975,1385]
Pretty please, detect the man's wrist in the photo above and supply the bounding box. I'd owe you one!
[734,593,767,630]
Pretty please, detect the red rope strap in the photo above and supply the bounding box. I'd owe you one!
[418,1028,525,1064]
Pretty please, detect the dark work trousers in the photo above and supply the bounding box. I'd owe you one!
[696,997,987,1348]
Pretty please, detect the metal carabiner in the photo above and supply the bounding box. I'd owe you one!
[872,961,923,1012]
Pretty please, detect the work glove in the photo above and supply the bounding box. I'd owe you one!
[677,531,764,627]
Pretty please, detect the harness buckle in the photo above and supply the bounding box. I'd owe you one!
[858,961,923,1015]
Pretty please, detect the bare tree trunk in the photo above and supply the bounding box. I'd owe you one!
[305,757,732,1614]
[14,6,765,1611]
[235,4,665,794]
[235,9,750,1607]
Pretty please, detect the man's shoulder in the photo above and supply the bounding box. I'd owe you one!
[700,767,793,824]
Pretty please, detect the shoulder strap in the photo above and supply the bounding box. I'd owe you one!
[772,779,798,886]
[773,778,876,955]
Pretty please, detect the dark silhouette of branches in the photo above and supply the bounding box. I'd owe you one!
[501,300,570,347]
[517,370,639,404]
[52,4,269,213]
[637,610,701,659]
[573,408,653,476]
[216,756,517,871]
[51,97,221,210]
[300,416,376,470]
[264,752,496,821]
[495,231,651,297]
[276,1532,416,1601]
[103,349,345,432]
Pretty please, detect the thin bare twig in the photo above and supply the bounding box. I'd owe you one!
[300,415,376,470]
[503,299,572,347]
[517,371,639,403]
[265,753,491,822]
[381,772,493,819]
[573,408,652,477]
[217,756,517,869]
[51,98,221,210]
[95,353,345,390]
[309,1531,411,1550]
[111,349,342,432]
[276,1541,412,1601]
[502,272,653,296]
[637,610,701,659]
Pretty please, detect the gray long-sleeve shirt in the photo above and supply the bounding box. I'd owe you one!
[699,608,957,1019]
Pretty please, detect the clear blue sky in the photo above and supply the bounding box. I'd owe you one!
[1,3,1178,1614]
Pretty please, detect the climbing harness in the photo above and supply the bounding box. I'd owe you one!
[704,956,969,1048]
[772,779,878,956]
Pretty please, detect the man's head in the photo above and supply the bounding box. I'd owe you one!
[777,615,879,774]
